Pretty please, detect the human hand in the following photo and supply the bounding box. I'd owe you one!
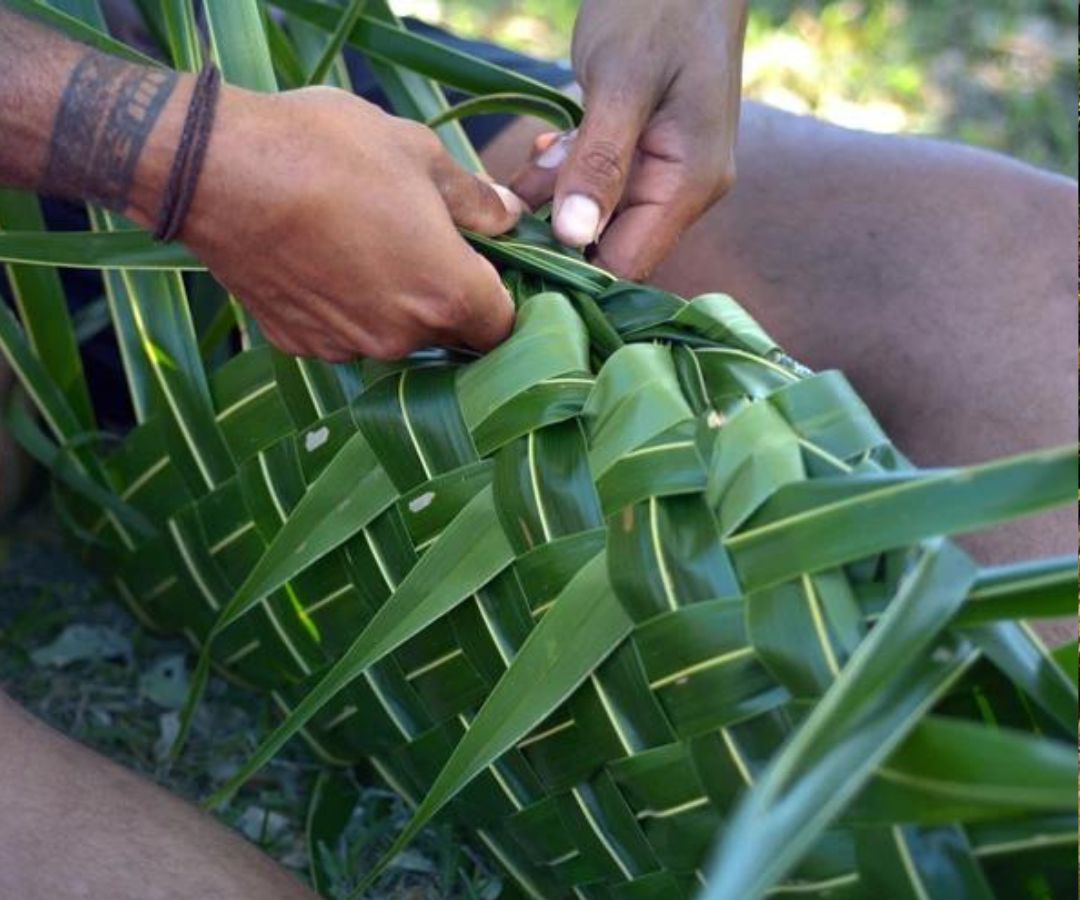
[510,0,748,281]
[135,85,524,361]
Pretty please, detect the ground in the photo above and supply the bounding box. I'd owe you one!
[1,1,1076,897]
[0,507,498,898]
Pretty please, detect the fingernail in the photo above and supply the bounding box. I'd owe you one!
[535,130,576,169]
[555,194,601,247]
[536,140,569,170]
[492,184,526,215]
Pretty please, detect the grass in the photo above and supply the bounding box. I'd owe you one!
[1,1,1075,896]
[0,508,497,898]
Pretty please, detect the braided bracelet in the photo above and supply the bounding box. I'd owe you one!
[152,61,222,242]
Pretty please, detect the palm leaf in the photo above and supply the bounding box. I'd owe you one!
[303,0,368,87]
[5,0,160,65]
[3,5,1075,900]
[272,0,582,127]
[426,93,578,132]
[0,190,95,428]
[160,0,202,72]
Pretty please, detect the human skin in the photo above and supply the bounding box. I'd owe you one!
[0,690,320,899]
[514,0,749,281]
[0,4,524,362]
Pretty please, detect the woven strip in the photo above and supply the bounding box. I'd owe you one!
[69,268,1073,900]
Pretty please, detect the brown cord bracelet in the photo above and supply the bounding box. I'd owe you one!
[152,61,222,242]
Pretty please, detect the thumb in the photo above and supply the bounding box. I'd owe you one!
[553,90,650,248]
[434,156,526,236]
[454,251,516,354]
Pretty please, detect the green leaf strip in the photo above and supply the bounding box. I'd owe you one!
[0,190,96,429]
[272,0,582,127]
[6,0,161,66]
[304,0,368,86]
[0,229,203,270]
[954,555,1078,625]
[354,551,631,897]
[161,0,203,72]
[426,92,577,132]
[727,446,1078,592]
[701,541,979,899]
[204,483,513,808]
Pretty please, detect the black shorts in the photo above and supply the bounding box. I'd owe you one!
[9,21,571,426]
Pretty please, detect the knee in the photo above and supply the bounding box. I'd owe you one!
[0,689,25,724]
[1033,172,1078,280]
[0,690,31,749]
[962,157,1077,306]
[1026,174,1076,302]
[997,163,1076,263]
[1022,167,1077,236]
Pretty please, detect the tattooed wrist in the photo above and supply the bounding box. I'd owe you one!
[40,53,177,211]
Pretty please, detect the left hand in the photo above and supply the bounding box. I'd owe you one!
[510,0,748,280]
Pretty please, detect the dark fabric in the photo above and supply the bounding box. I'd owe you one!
[3,21,571,428]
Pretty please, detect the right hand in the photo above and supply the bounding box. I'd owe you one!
[158,86,524,362]
[510,0,746,282]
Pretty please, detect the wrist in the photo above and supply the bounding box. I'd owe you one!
[126,74,254,247]
[123,72,196,230]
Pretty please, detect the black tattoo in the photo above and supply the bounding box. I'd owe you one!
[41,53,177,210]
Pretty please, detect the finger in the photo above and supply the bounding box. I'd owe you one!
[259,317,308,358]
[310,346,355,363]
[280,288,384,359]
[533,130,564,156]
[274,326,355,363]
[509,130,574,210]
[433,153,526,236]
[303,333,357,363]
[591,200,693,282]
[260,303,365,361]
[443,247,516,354]
[552,90,651,248]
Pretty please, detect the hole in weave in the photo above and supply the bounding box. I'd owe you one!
[304,427,330,452]
[409,492,436,514]
[931,646,955,664]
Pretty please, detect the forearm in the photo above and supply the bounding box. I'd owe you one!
[0,3,190,222]
[0,4,525,362]
[0,690,317,899]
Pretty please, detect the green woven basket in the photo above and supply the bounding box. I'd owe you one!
[0,2,1076,898]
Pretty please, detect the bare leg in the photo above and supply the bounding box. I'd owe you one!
[485,102,1078,574]
[0,691,317,900]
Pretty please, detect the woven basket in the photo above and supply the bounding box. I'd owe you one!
[37,254,1072,899]
[0,1,1074,896]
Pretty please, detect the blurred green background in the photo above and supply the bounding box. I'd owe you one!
[390,0,1078,175]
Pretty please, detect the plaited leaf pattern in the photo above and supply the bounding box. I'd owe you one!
[0,2,1075,898]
